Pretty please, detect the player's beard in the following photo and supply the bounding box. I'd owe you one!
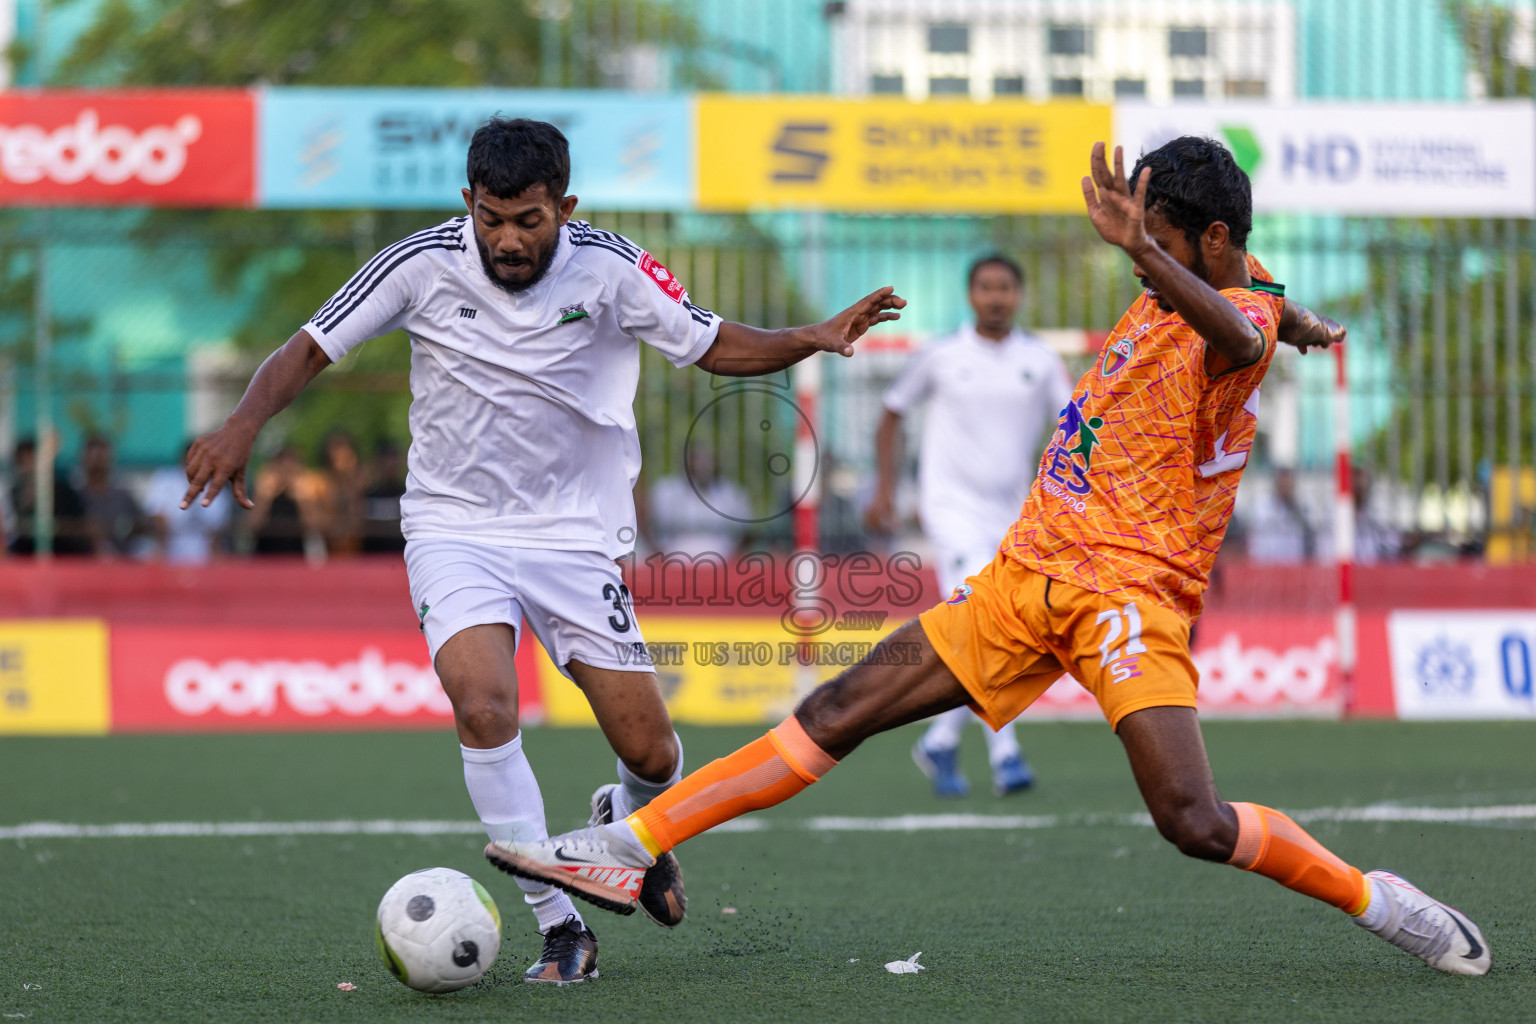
[476,231,559,295]
[1141,245,1209,313]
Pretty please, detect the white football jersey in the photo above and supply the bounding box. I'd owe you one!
[303,217,721,557]
[883,325,1073,552]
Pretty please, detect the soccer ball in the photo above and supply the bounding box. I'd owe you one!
[374,867,502,992]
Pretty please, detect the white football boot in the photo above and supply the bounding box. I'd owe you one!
[486,823,654,916]
[1355,870,1490,976]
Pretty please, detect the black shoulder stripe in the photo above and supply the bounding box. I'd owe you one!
[684,299,717,325]
[572,236,644,264]
[1251,281,1285,296]
[314,221,464,325]
[314,239,464,333]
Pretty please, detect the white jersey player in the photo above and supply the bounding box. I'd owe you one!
[867,255,1072,798]
[181,117,905,984]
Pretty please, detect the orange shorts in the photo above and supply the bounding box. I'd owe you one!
[918,552,1197,731]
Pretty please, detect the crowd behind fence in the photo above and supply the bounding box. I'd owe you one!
[2,0,1534,564]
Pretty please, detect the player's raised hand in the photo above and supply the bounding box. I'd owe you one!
[180,421,258,511]
[1280,299,1348,354]
[1082,142,1154,257]
[808,286,906,357]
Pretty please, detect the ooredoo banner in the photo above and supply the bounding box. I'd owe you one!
[0,90,255,206]
[109,625,543,732]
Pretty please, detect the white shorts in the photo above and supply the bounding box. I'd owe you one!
[404,539,651,680]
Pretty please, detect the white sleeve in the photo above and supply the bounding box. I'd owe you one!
[882,346,937,414]
[611,250,722,369]
[1047,350,1075,417]
[300,235,446,361]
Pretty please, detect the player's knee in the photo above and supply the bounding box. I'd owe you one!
[619,736,679,783]
[451,696,518,748]
[1155,804,1236,863]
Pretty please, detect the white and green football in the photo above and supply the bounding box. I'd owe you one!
[374,867,502,992]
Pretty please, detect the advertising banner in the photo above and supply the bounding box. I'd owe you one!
[1115,101,1536,218]
[259,89,693,209]
[1388,611,1536,719]
[695,96,1112,213]
[109,625,544,732]
[0,90,255,207]
[538,611,1342,727]
[0,619,110,735]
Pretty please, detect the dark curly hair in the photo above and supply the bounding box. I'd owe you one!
[466,117,570,200]
[1130,136,1252,251]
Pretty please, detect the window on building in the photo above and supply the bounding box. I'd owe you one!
[1169,27,1209,58]
[928,22,969,54]
[1172,78,1206,98]
[1048,25,1091,56]
[1051,77,1085,96]
[871,73,904,94]
[1114,78,1147,97]
[993,75,1026,96]
[929,76,970,95]
[1225,78,1267,98]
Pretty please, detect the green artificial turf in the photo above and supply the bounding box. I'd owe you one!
[2,721,1533,1023]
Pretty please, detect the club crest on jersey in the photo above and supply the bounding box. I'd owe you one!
[947,583,973,605]
[1100,334,1135,377]
[558,302,590,325]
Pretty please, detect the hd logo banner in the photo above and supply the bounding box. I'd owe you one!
[1116,101,1536,218]
[695,96,1111,213]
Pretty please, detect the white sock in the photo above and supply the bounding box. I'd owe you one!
[460,733,583,933]
[921,706,972,751]
[1356,876,1392,930]
[609,731,684,820]
[984,719,1022,767]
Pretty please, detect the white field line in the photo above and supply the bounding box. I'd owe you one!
[3,804,1535,842]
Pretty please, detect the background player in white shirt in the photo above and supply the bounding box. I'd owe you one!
[866,256,1072,798]
[181,117,905,984]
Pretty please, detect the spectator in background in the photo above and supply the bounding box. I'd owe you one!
[648,443,751,558]
[249,446,325,557]
[1353,464,1400,564]
[1246,466,1322,564]
[316,430,366,556]
[361,439,408,554]
[7,436,93,556]
[144,441,231,564]
[79,435,144,557]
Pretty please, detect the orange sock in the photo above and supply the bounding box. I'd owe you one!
[1227,802,1369,914]
[628,716,837,855]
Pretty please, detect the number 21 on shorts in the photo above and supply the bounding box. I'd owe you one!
[1096,604,1146,684]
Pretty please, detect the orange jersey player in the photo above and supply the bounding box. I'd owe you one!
[486,137,1491,978]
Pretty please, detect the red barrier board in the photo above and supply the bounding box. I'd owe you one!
[110,624,544,732]
[0,90,255,206]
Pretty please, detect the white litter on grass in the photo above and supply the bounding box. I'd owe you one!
[885,952,924,975]
[3,803,1534,842]
[847,959,859,963]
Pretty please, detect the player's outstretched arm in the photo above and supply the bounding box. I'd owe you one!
[1081,142,1265,369]
[694,286,906,377]
[1279,299,1346,354]
[180,329,333,510]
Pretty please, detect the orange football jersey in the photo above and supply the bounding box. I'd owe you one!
[1001,256,1285,621]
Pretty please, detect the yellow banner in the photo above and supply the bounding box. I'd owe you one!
[537,615,905,726]
[0,619,110,735]
[696,96,1112,213]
